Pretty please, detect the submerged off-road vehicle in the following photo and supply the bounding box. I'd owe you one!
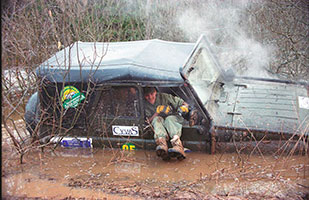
[25,35,309,153]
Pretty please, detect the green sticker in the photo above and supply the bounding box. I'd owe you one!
[122,142,136,151]
[60,86,85,109]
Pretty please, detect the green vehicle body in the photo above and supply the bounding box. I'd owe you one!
[25,35,309,153]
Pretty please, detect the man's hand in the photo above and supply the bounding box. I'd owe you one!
[177,104,189,118]
[156,105,172,117]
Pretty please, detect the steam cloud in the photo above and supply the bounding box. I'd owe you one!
[139,0,274,78]
[175,0,273,78]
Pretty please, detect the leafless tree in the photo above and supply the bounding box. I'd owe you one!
[244,0,308,80]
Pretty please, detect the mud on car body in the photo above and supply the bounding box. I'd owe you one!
[25,35,309,153]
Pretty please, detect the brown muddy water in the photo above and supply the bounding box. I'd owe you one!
[2,140,309,200]
[2,119,309,200]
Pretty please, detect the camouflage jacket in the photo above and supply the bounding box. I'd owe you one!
[144,93,184,118]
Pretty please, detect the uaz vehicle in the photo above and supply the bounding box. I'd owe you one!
[25,35,309,153]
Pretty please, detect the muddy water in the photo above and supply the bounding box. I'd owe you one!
[2,141,309,199]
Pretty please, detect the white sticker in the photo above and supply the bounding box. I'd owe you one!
[50,137,93,148]
[112,125,139,137]
[298,96,309,109]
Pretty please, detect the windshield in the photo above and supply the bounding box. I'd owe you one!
[187,48,221,84]
[186,47,221,106]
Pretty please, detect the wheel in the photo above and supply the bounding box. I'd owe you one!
[24,92,40,137]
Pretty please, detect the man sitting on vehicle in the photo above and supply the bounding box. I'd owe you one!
[143,87,189,161]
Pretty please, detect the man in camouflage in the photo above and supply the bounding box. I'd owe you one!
[144,87,189,161]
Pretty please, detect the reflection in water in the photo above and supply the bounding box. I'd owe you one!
[52,147,94,158]
[115,162,142,174]
[2,146,309,199]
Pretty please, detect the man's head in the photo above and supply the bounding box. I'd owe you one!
[144,87,157,105]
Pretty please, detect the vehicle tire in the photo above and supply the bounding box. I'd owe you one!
[24,92,40,137]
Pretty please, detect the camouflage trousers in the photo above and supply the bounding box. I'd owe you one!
[152,115,184,140]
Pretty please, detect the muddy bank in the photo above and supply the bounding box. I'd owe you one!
[2,142,309,200]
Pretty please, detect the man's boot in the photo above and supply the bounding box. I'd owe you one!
[155,137,170,161]
[168,135,186,160]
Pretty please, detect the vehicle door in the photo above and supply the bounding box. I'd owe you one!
[88,85,144,141]
[181,34,231,126]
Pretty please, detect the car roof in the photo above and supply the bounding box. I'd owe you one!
[36,39,195,86]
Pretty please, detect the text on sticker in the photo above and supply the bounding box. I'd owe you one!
[112,125,139,136]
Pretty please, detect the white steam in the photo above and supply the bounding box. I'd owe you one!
[126,0,274,78]
[175,1,273,78]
